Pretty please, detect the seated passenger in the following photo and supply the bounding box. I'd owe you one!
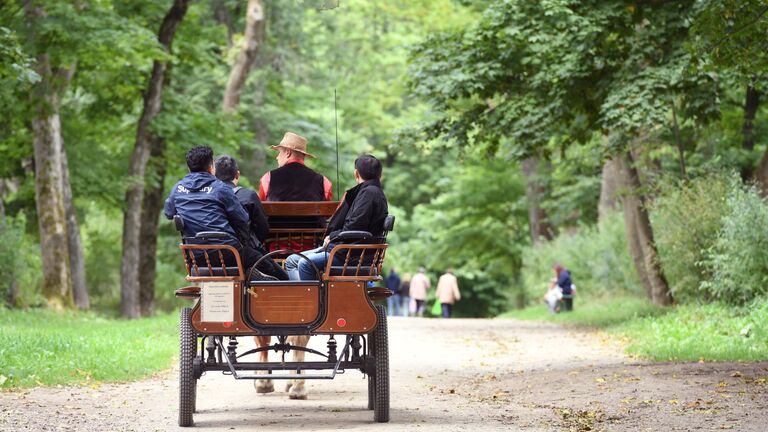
[164,146,287,280]
[285,155,388,280]
[214,155,288,280]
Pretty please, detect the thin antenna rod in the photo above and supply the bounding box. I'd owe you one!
[334,89,340,200]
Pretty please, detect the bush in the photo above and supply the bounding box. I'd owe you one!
[519,212,643,303]
[701,181,768,304]
[651,174,730,303]
[0,213,43,307]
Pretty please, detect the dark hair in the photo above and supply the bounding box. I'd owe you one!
[214,155,238,183]
[354,154,382,180]
[186,146,214,172]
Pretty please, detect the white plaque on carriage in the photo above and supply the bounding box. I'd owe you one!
[200,281,234,322]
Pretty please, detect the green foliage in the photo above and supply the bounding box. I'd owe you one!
[520,212,643,304]
[389,156,529,316]
[701,181,768,304]
[651,174,731,303]
[0,308,178,388]
[0,214,43,308]
[620,299,768,361]
[690,0,768,76]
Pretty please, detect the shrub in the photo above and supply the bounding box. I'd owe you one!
[0,213,43,308]
[701,181,768,304]
[520,212,643,303]
[651,174,730,303]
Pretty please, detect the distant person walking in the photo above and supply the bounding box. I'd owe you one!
[554,263,575,311]
[409,267,431,317]
[385,269,402,317]
[399,273,411,317]
[435,269,461,318]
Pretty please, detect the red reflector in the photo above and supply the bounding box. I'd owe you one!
[222,322,232,328]
[336,318,347,327]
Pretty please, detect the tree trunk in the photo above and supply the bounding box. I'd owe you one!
[742,83,760,181]
[598,157,621,222]
[138,137,167,317]
[120,0,190,319]
[222,0,265,112]
[617,151,673,306]
[29,53,72,309]
[522,157,555,244]
[212,0,235,48]
[61,148,89,310]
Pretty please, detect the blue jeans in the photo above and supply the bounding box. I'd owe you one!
[284,246,335,281]
[387,294,402,316]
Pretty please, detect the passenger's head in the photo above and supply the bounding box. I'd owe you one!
[354,154,382,183]
[214,155,240,184]
[418,266,426,273]
[187,146,214,173]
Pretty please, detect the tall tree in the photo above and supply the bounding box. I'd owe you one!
[121,0,190,318]
[23,2,79,309]
[408,1,716,305]
[222,0,264,112]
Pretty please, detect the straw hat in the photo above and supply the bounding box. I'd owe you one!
[271,132,315,158]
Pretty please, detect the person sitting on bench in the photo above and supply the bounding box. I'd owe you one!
[284,154,388,281]
[164,146,287,280]
[214,155,287,280]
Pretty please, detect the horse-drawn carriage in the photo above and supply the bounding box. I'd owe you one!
[173,201,394,427]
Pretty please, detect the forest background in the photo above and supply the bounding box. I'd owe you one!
[1,0,768,364]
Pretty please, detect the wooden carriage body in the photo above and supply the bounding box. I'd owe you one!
[177,201,390,337]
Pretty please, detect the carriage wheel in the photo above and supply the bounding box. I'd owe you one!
[179,307,197,427]
[367,331,376,410]
[372,305,390,423]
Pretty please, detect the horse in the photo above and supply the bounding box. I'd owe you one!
[253,335,311,399]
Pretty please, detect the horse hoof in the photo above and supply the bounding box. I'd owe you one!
[254,380,274,394]
[288,392,307,400]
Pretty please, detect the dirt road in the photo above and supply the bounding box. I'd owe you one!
[1,317,766,431]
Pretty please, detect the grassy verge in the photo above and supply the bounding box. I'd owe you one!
[0,308,179,389]
[498,296,768,362]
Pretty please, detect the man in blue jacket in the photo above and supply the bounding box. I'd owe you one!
[164,146,287,279]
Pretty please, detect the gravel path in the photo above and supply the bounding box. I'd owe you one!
[1,317,766,431]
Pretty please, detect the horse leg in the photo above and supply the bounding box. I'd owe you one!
[253,336,274,393]
[286,335,310,400]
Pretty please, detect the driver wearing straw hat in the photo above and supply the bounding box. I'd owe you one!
[258,132,333,202]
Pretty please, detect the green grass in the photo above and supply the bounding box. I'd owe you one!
[498,296,768,362]
[0,308,179,389]
[619,301,768,361]
[497,296,666,327]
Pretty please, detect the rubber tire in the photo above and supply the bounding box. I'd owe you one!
[179,307,196,427]
[372,305,389,423]
[367,331,376,410]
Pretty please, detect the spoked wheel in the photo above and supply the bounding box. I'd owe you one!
[179,307,197,427]
[371,305,389,422]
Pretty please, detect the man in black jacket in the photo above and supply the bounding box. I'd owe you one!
[284,154,388,280]
[213,155,288,280]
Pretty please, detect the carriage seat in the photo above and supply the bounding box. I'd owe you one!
[324,215,394,278]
